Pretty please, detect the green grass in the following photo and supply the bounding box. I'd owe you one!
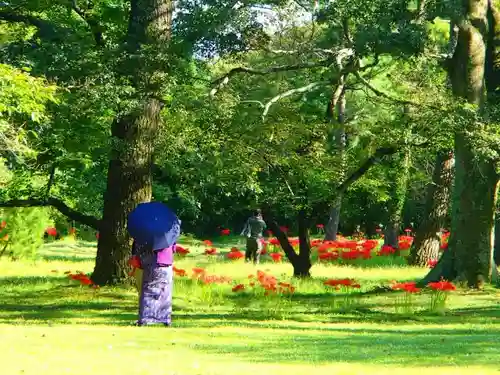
[1,239,500,374]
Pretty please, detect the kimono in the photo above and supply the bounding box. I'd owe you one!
[131,221,180,326]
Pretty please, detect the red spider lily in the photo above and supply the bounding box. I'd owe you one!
[176,245,190,255]
[279,226,289,233]
[404,228,412,233]
[318,252,339,261]
[375,228,382,233]
[378,245,396,256]
[427,259,438,268]
[268,238,280,246]
[232,284,245,292]
[440,242,449,250]
[95,232,100,239]
[173,267,187,277]
[340,249,364,260]
[316,224,324,229]
[192,267,205,274]
[427,280,456,291]
[0,220,6,229]
[1,234,9,241]
[203,240,213,246]
[220,228,231,236]
[68,272,95,287]
[204,248,217,255]
[266,230,273,237]
[227,250,244,260]
[128,255,142,269]
[391,281,421,293]
[270,253,282,262]
[324,278,361,288]
[45,227,57,237]
[201,274,232,284]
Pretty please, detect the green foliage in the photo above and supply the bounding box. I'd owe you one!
[0,63,57,157]
[0,207,51,259]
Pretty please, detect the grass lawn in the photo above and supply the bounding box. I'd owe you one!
[1,238,500,374]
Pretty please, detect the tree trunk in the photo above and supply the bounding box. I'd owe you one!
[384,148,411,249]
[422,0,499,288]
[494,216,500,265]
[296,209,312,277]
[451,133,498,287]
[92,0,173,285]
[408,151,454,266]
[263,209,311,277]
[325,88,347,241]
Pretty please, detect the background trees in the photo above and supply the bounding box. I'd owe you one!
[1,0,500,286]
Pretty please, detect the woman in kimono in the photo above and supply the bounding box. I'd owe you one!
[130,221,180,327]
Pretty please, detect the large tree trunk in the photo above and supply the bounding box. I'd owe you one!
[384,148,411,249]
[422,0,499,288]
[92,0,173,285]
[495,216,500,265]
[408,151,454,266]
[263,209,311,277]
[325,89,347,241]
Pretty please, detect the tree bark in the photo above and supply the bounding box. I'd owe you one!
[325,87,347,241]
[263,209,311,277]
[408,151,454,266]
[92,0,173,285]
[422,0,499,288]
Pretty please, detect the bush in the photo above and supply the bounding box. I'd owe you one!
[0,207,51,259]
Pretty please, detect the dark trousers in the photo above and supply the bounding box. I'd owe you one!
[245,237,262,264]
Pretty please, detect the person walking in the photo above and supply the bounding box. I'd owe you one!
[241,209,266,264]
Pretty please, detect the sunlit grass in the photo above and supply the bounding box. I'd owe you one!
[1,240,500,374]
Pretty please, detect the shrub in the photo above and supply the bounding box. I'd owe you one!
[0,207,51,259]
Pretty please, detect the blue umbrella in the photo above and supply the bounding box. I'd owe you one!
[127,201,181,250]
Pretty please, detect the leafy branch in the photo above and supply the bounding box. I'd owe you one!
[0,197,101,230]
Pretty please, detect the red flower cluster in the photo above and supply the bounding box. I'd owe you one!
[45,227,57,237]
[378,245,396,256]
[232,284,245,292]
[220,229,231,236]
[173,266,187,277]
[428,280,456,291]
[204,248,217,255]
[176,245,190,255]
[391,281,421,293]
[255,270,295,295]
[66,271,98,289]
[427,259,438,268]
[270,253,282,262]
[227,247,244,260]
[324,278,361,289]
[390,279,456,293]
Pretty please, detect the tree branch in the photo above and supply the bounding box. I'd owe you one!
[210,58,335,96]
[354,71,444,111]
[0,198,101,230]
[336,147,397,195]
[0,10,66,40]
[70,0,105,46]
[262,81,329,120]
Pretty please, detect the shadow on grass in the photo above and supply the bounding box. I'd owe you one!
[190,325,500,367]
[40,255,95,262]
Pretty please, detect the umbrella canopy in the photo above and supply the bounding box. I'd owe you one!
[127,201,181,250]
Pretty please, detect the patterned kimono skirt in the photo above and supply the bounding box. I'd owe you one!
[137,256,173,326]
